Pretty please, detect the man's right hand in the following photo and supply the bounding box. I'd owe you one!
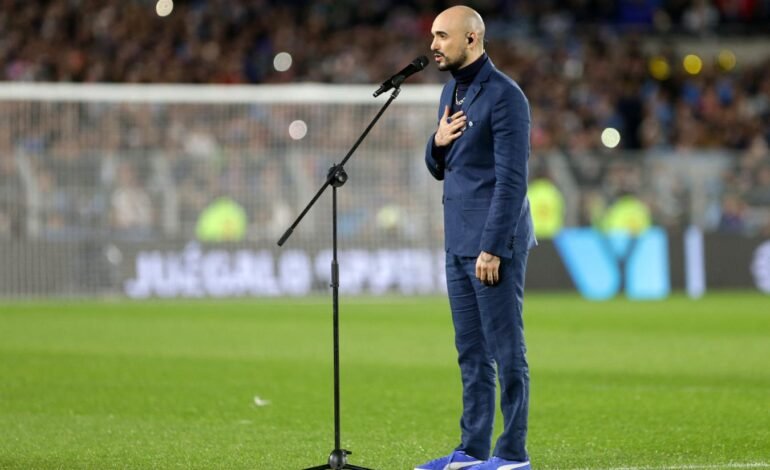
[434,105,466,147]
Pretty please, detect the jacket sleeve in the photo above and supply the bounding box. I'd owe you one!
[480,86,531,258]
[425,133,446,181]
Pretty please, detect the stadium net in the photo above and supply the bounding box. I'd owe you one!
[0,83,450,298]
[0,83,741,298]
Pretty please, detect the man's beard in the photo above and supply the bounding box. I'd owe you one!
[438,49,468,72]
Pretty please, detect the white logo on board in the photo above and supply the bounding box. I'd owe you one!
[751,241,770,294]
[124,243,446,298]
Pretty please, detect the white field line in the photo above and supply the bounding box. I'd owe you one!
[570,463,770,470]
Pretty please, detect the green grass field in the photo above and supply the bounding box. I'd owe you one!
[1,293,769,469]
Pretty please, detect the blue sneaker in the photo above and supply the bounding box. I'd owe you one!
[467,457,531,470]
[414,450,484,470]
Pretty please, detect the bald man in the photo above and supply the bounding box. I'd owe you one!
[415,6,535,470]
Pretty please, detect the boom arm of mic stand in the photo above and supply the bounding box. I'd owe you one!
[277,86,402,247]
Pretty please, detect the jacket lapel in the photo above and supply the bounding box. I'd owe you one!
[461,59,495,113]
[440,78,455,119]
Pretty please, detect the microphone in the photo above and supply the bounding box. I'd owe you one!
[373,55,429,97]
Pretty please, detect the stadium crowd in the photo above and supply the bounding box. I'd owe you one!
[3,0,770,84]
[0,0,769,240]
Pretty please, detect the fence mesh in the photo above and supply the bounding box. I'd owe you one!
[0,84,758,297]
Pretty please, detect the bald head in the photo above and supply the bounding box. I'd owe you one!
[436,6,485,42]
[430,6,486,71]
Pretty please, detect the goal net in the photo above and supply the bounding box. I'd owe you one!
[0,83,448,298]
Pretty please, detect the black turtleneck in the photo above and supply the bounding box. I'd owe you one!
[431,52,489,164]
[451,52,488,112]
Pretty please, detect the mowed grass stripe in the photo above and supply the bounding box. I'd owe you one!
[1,293,768,468]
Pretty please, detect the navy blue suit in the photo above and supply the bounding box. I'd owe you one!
[425,58,535,462]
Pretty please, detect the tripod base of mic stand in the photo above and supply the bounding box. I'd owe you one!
[303,449,374,470]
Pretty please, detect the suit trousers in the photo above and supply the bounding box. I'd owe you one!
[446,250,530,462]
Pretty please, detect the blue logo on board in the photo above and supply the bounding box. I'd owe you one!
[554,228,670,300]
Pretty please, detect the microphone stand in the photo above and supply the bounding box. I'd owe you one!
[277,86,402,470]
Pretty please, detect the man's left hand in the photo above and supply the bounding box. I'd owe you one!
[476,251,500,286]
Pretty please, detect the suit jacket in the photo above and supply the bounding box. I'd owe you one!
[425,58,536,259]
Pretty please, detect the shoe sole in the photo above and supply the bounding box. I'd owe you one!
[497,462,531,470]
[448,462,483,470]
[414,461,482,470]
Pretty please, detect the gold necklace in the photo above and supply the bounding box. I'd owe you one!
[454,88,465,106]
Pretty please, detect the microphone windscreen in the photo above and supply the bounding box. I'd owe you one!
[415,56,429,70]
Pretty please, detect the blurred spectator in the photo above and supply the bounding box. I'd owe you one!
[32,166,75,239]
[374,191,424,242]
[746,165,770,205]
[110,161,154,240]
[0,0,769,240]
[248,162,292,242]
[0,154,25,238]
[718,192,749,233]
[528,177,565,239]
[2,0,770,85]
[602,193,653,235]
[683,0,721,34]
[196,196,247,242]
